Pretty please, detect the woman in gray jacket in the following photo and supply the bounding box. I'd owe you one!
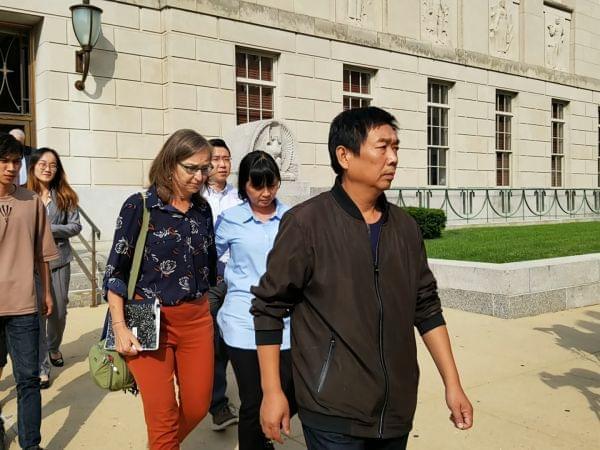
[27,148,81,388]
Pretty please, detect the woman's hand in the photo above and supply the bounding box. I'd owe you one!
[107,291,140,355]
[113,323,142,356]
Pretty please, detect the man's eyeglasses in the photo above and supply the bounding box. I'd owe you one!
[178,162,213,176]
[37,161,58,172]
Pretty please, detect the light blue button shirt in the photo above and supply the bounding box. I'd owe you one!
[18,157,27,184]
[215,199,291,350]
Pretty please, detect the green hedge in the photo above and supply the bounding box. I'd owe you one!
[402,207,447,239]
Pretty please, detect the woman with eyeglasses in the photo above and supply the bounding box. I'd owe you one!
[27,148,82,389]
[103,129,217,449]
[215,150,295,450]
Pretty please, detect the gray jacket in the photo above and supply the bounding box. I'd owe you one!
[47,191,82,270]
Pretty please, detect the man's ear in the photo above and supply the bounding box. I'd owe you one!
[336,145,352,171]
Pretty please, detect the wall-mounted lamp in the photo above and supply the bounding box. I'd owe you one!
[70,0,103,91]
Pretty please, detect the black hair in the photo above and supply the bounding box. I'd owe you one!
[237,150,281,201]
[0,133,24,160]
[208,138,231,154]
[27,148,79,211]
[327,106,398,176]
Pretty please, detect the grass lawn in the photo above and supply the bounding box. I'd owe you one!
[425,221,600,263]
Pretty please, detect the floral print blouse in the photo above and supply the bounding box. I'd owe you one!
[103,185,217,306]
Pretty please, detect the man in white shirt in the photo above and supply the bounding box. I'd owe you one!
[202,138,242,431]
[203,139,241,219]
[8,129,29,185]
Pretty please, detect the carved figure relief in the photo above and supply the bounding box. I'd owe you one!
[543,6,570,71]
[225,120,297,181]
[265,135,282,168]
[546,17,565,69]
[254,122,296,181]
[422,0,450,45]
[347,0,372,25]
[489,0,514,54]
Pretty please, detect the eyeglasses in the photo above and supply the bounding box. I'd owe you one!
[178,162,213,176]
[37,161,58,172]
[211,156,231,163]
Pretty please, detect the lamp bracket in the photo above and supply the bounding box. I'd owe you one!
[75,49,85,73]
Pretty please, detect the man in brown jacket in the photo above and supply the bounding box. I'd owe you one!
[251,107,473,449]
[0,133,57,450]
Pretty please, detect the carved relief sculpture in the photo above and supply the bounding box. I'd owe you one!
[489,0,514,54]
[422,0,450,45]
[347,0,372,25]
[225,120,298,181]
[546,17,565,69]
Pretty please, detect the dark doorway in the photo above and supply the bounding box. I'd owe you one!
[0,23,34,147]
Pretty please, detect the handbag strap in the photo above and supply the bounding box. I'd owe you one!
[127,193,150,299]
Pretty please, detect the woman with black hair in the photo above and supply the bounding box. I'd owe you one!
[215,150,295,450]
[27,148,82,388]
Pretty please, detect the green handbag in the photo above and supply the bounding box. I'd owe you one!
[88,339,135,391]
[88,193,149,392]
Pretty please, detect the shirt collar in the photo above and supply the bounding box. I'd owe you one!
[204,183,234,197]
[240,198,286,223]
[146,184,207,213]
[145,185,164,209]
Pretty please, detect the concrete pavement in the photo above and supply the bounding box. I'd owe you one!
[1,304,598,449]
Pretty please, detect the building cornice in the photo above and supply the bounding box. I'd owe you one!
[106,0,600,92]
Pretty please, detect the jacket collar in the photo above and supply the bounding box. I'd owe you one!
[330,176,389,223]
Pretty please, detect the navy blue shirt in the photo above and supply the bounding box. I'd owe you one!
[103,185,217,306]
[369,215,383,262]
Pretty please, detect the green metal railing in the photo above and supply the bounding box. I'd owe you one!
[387,188,600,224]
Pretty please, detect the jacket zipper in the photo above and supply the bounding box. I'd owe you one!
[317,335,336,393]
[369,223,389,438]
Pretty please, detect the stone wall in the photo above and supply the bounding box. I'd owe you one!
[0,0,598,239]
[429,253,600,318]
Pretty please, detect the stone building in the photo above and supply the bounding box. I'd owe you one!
[0,0,599,237]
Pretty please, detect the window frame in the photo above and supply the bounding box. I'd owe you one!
[551,100,566,188]
[235,49,277,125]
[495,91,514,187]
[427,81,451,186]
[342,66,374,111]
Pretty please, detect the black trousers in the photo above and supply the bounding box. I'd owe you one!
[227,346,296,450]
[208,284,230,414]
[303,424,408,450]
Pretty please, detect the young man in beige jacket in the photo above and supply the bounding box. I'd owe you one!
[0,133,57,450]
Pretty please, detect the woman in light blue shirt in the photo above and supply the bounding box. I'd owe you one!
[215,151,295,450]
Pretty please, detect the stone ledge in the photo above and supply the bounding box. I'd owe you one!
[107,0,600,91]
[430,254,600,318]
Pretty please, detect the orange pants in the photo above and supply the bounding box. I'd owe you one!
[126,298,214,450]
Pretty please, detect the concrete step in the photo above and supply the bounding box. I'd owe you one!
[69,289,102,308]
[67,244,106,307]
[69,270,103,291]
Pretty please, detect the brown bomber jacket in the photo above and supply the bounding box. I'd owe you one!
[251,178,445,439]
